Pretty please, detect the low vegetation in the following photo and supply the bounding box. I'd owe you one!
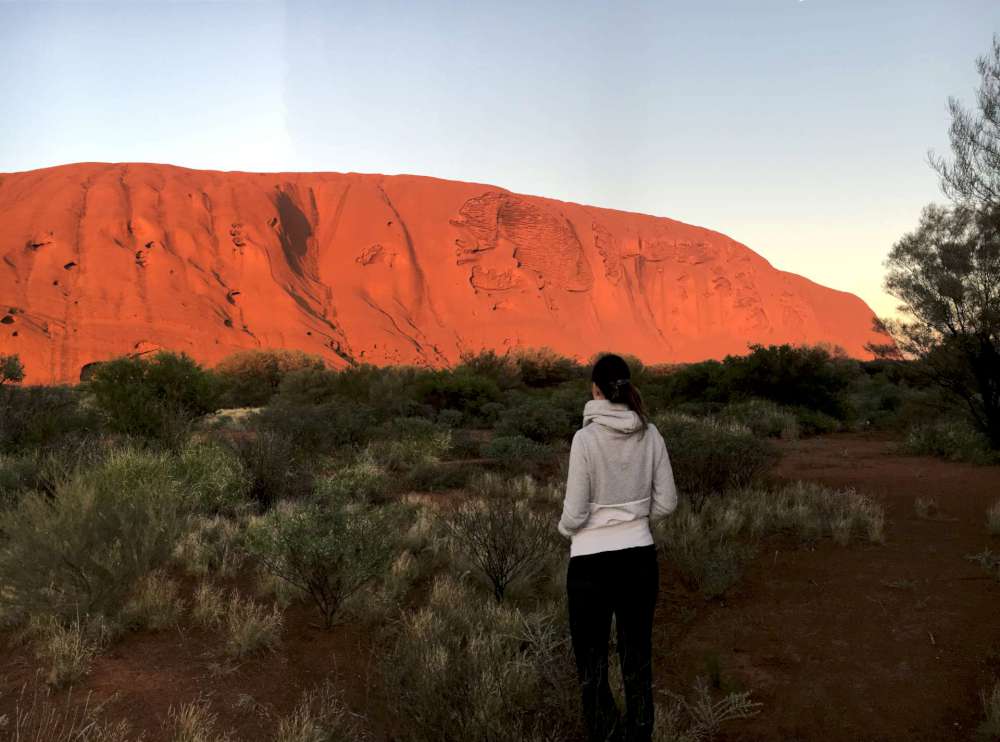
[0,339,991,739]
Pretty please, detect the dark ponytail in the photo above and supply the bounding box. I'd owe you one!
[591,353,648,430]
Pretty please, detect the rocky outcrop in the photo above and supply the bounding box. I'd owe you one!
[0,163,890,384]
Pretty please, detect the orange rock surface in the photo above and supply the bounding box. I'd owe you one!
[0,163,890,384]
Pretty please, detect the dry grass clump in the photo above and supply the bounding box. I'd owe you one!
[191,582,227,630]
[979,679,1000,741]
[0,683,132,741]
[381,573,580,742]
[655,676,763,742]
[657,482,885,598]
[33,617,103,688]
[222,592,283,659]
[914,497,939,519]
[165,700,232,742]
[122,569,184,631]
[966,549,1000,581]
[173,516,246,578]
[987,500,1000,537]
[273,680,369,742]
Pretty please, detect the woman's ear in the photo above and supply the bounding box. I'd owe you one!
[591,382,604,400]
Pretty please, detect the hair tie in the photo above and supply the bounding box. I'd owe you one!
[612,379,629,389]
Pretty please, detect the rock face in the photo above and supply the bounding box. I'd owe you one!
[0,163,890,384]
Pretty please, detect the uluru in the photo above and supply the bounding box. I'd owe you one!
[0,162,889,383]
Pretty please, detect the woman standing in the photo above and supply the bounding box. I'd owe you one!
[559,353,678,742]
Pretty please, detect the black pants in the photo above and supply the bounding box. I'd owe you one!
[567,544,659,742]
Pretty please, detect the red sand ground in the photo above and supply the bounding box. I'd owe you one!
[0,163,891,384]
[1,433,997,741]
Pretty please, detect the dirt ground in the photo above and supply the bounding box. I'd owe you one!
[1,431,998,741]
[657,432,1000,742]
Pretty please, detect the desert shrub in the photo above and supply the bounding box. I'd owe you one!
[654,414,778,510]
[903,418,1000,464]
[252,401,376,453]
[315,457,389,503]
[175,439,251,515]
[245,497,402,628]
[483,434,553,473]
[454,349,522,391]
[87,352,219,445]
[511,347,582,388]
[413,370,504,422]
[722,343,856,419]
[122,570,184,631]
[435,408,464,429]
[0,385,97,452]
[657,676,762,741]
[226,430,309,510]
[441,473,555,602]
[381,574,581,742]
[657,505,757,599]
[173,516,246,578]
[790,406,842,436]
[364,427,452,475]
[966,549,1000,581]
[0,352,25,384]
[448,429,483,459]
[0,448,186,622]
[988,500,1000,537]
[401,461,478,493]
[191,582,228,629]
[215,349,326,408]
[274,680,368,742]
[980,679,1000,741]
[494,399,577,443]
[34,617,102,688]
[657,482,885,597]
[1,683,133,742]
[166,700,232,742]
[718,398,799,440]
[223,592,283,659]
[0,452,45,510]
[915,496,939,520]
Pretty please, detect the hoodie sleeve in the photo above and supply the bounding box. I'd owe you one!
[558,430,591,538]
[650,427,678,522]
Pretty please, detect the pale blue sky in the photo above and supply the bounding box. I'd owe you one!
[2,0,998,318]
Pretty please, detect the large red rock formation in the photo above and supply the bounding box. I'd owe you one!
[0,163,890,384]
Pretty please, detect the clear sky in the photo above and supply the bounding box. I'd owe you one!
[2,1,997,320]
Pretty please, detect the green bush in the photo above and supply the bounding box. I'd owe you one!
[245,496,403,628]
[454,349,522,390]
[482,435,554,473]
[226,430,309,510]
[253,401,376,453]
[441,474,554,602]
[0,385,97,452]
[414,371,504,422]
[494,399,576,443]
[653,413,778,510]
[315,456,389,503]
[0,448,186,622]
[903,418,1000,464]
[215,349,326,407]
[175,438,251,515]
[401,461,478,493]
[718,398,799,440]
[511,347,582,388]
[790,406,842,436]
[722,344,856,419]
[0,353,25,385]
[86,352,219,444]
[364,427,452,475]
[381,574,581,742]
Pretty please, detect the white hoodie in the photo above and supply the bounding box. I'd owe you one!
[559,399,678,557]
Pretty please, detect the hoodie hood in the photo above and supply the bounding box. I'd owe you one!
[582,399,643,435]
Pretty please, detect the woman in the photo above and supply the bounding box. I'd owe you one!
[559,353,678,742]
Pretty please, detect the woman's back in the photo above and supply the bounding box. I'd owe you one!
[558,399,678,557]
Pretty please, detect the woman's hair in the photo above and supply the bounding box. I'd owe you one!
[591,353,648,430]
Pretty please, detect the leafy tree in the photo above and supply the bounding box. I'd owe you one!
[87,351,219,444]
[875,36,1000,448]
[930,34,1000,206]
